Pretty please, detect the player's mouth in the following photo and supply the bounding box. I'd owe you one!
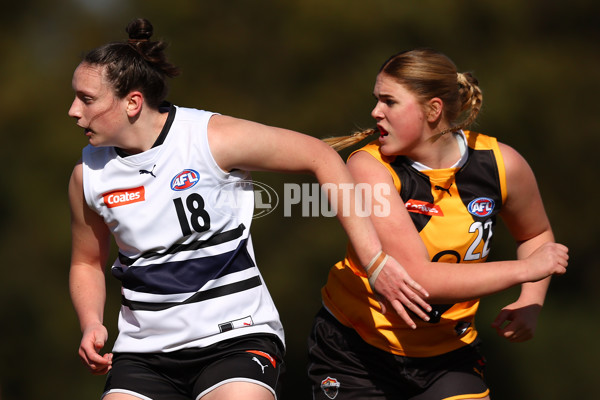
[76,122,94,137]
[377,125,389,138]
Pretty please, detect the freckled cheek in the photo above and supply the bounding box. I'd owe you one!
[387,111,408,132]
[395,107,424,130]
[97,117,122,135]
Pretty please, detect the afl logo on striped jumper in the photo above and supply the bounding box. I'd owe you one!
[467,197,495,217]
[171,169,200,191]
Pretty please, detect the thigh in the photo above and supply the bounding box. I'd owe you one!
[193,338,284,400]
[103,392,154,400]
[201,381,274,400]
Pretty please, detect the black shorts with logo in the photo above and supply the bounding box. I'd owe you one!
[103,334,284,400]
[307,308,488,400]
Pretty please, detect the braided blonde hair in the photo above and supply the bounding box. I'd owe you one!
[323,49,483,151]
[323,128,377,151]
[446,71,482,135]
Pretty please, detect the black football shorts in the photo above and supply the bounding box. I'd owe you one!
[103,334,284,400]
[308,308,489,400]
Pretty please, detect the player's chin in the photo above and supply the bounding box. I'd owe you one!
[88,136,109,148]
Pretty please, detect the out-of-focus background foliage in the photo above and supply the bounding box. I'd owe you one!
[0,0,597,399]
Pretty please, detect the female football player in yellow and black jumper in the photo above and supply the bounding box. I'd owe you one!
[308,48,569,400]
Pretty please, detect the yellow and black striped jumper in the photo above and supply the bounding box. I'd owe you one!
[322,130,507,358]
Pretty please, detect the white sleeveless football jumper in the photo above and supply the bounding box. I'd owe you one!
[81,105,284,353]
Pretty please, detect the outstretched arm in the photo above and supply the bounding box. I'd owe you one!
[69,162,113,374]
[346,150,567,306]
[207,115,431,327]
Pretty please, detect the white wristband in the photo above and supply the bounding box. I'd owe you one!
[367,254,388,287]
[365,250,383,272]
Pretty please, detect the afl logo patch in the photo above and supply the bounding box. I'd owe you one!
[468,197,495,217]
[171,169,200,191]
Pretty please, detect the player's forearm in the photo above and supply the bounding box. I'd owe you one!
[426,242,559,303]
[313,156,381,267]
[70,263,107,331]
[514,230,554,306]
[517,278,550,306]
[415,259,527,303]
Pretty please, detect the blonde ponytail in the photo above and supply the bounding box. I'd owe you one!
[323,128,377,152]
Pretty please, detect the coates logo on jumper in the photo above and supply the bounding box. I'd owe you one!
[405,199,444,216]
[171,169,200,191]
[103,186,145,208]
[320,377,340,399]
[468,197,495,217]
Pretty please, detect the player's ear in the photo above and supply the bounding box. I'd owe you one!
[126,91,144,117]
[426,98,443,122]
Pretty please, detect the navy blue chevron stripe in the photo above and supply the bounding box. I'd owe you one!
[121,275,262,311]
[112,237,255,294]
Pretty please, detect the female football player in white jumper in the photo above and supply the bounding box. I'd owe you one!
[67,18,431,400]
